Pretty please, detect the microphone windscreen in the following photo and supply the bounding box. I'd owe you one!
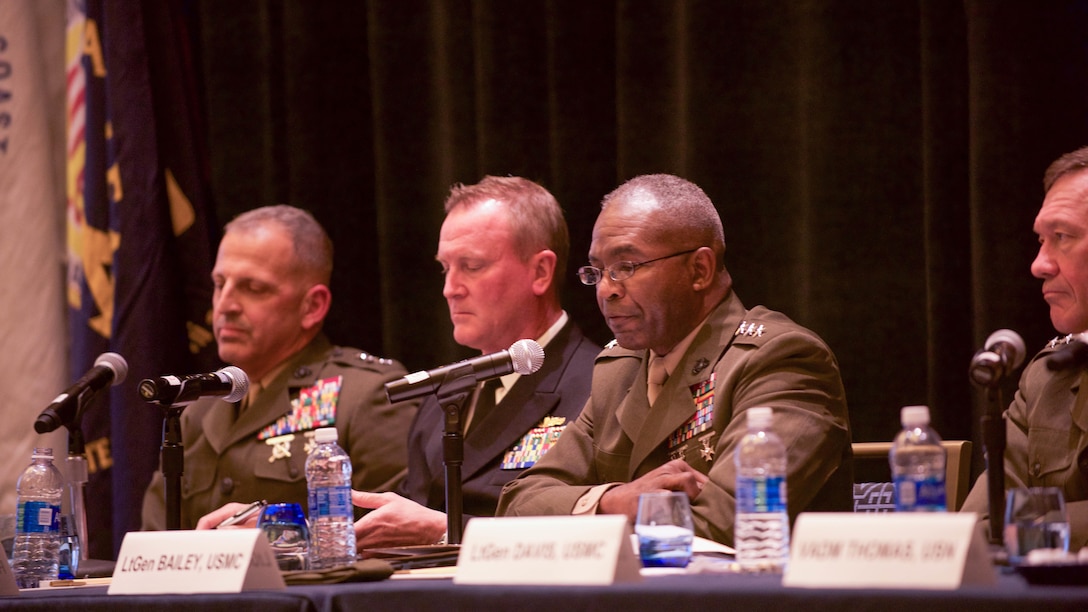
[508,339,545,375]
[96,352,129,385]
[985,328,1026,370]
[219,366,250,402]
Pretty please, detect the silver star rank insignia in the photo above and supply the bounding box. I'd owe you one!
[735,321,765,337]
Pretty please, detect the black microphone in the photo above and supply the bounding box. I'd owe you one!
[385,339,545,403]
[969,329,1027,387]
[138,366,249,406]
[1047,332,1088,371]
[34,352,129,434]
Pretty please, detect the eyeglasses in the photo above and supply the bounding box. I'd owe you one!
[577,248,700,286]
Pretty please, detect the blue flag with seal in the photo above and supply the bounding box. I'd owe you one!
[66,0,219,558]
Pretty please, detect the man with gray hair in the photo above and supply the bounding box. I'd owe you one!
[498,174,853,547]
[141,205,415,530]
[961,146,1088,551]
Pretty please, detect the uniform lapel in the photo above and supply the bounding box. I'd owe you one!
[461,321,577,478]
[201,398,238,455]
[462,384,560,477]
[206,335,332,452]
[615,356,652,449]
[627,295,746,474]
[1072,369,1088,434]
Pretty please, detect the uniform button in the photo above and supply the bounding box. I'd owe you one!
[220,477,234,494]
[1031,462,1042,478]
[288,462,299,479]
[295,367,312,378]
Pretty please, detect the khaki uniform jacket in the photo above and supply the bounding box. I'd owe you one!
[961,337,1088,550]
[498,291,853,546]
[141,334,416,530]
[398,320,600,520]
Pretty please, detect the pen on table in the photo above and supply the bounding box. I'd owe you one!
[215,500,267,528]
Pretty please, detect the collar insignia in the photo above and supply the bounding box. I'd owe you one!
[691,357,710,375]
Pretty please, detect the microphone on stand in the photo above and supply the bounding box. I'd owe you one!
[138,366,249,406]
[968,329,1027,387]
[968,328,1027,547]
[34,352,129,434]
[1047,332,1088,371]
[385,339,545,403]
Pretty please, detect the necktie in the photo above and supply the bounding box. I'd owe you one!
[236,383,260,421]
[469,378,502,433]
[647,355,668,405]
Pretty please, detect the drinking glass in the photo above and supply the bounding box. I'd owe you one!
[634,491,694,568]
[1003,486,1070,564]
[258,502,310,571]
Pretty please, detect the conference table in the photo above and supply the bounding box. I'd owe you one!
[3,567,1088,611]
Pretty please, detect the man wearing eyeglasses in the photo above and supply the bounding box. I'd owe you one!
[498,174,853,547]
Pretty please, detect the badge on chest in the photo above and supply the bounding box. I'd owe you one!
[501,416,568,470]
[258,376,342,465]
[667,374,717,468]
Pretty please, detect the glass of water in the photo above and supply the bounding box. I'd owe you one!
[635,491,694,568]
[1003,486,1070,564]
[258,502,310,571]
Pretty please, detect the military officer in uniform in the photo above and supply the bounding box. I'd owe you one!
[348,176,600,549]
[961,146,1088,551]
[498,174,853,547]
[141,205,415,530]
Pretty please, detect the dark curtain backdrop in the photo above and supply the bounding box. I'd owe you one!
[184,0,1088,477]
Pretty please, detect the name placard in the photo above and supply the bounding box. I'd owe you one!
[454,515,641,585]
[0,544,17,595]
[782,512,995,589]
[109,529,285,594]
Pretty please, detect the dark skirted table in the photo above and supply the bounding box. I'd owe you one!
[2,569,1088,611]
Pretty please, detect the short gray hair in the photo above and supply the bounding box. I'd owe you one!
[225,205,333,284]
[1044,146,1088,192]
[602,174,725,266]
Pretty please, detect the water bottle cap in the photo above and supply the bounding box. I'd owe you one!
[31,448,54,460]
[314,427,339,443]
[746,406,773,430]
[900,405,931,427]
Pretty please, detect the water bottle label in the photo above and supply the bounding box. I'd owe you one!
[17,500,59,534]
[894,475,946,511]
[308,485,352,519]
[736,475,787,513]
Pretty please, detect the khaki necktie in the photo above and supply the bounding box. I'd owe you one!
[647,355,668,405]
[236,384,260,421]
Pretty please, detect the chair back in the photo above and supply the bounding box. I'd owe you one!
[851,440,973,511]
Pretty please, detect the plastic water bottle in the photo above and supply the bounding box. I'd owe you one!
[734,406,790,572]
[12,448,64,588]
[305,427,356,569]
[890,405,946,511]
